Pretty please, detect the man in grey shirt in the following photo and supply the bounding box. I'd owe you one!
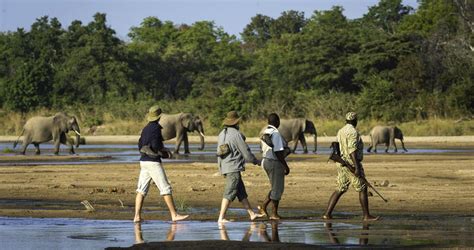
[217,111,264,223]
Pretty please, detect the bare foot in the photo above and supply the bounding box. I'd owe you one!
[172,214,189,222]
[269,215,281,220]
[322,214,332,220]
[218,218,232,224]
[257,205,268,218]
[133,217,143,223]
[250,212,265,221]
[363,215,380,221]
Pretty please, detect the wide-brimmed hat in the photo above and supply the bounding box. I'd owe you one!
[345,111,358,121]
[223,111,241,126]
[147,105,162,122]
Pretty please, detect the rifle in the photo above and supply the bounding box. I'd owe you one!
[328,142,388,203]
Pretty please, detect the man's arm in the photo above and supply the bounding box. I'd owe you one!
[350,152,362,177]
[235,133,260,165]
[275,151,290,175]
[272,133,289,175]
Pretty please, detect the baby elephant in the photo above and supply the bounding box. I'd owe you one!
[13,112,81,155]
[367,126,407,153]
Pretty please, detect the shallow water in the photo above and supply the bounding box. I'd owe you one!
[0,214,472,249]
[1,142,473,166]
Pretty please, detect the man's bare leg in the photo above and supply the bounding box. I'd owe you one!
[218,198,232,223]
[258,191,271,218]
[359,188,379,221]
[269,200,281,220]
[322,190,345,219]
[163,195,189,221]
[134,193,145,223]
[241,198,264,221]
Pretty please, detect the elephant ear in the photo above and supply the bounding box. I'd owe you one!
[181,114,194,131]
[69,117,77,128]
[301,119,307,132]
[53,113,68,133]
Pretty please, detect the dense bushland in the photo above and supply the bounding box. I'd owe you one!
[0,0,472,134]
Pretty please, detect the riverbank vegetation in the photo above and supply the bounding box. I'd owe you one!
[0,0,472,135]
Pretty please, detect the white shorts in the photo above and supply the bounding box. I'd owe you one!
[136,161,172,196]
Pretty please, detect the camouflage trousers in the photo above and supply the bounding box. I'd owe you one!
[335,163,366,192]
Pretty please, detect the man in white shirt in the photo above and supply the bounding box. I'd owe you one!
[258,113,290,220]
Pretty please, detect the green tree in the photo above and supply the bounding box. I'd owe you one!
[363,0,413,34]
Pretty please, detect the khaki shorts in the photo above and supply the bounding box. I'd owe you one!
[136,161,172,196]
[336,163,366,192]
[263,158,285,200]
[223,172,248,202]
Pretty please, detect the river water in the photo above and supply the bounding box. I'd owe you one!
[1,214,473,249]
[1,142,473,165]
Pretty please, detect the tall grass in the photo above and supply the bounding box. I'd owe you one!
[1,109,472,136]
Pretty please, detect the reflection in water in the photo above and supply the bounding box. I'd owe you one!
[218,221,281,243]
[258,221,280,243]
[219,223,256,241]
[325,222,369,245]
[134,222,185,245]
[134,223,144,244]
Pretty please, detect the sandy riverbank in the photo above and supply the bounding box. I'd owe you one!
[0,151,473,221]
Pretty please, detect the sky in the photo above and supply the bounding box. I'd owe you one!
[1,0,419,40]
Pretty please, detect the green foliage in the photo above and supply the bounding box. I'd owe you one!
[357,76,407,122]
[0,2,472,126]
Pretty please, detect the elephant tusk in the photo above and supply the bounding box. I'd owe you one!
[74,130,81,136]
[199,132,205,138]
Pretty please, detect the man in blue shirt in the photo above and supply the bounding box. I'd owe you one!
[134,105,189,223]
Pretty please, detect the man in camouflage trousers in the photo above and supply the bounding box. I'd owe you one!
[322,112,379,221]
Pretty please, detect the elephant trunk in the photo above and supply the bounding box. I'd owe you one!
[198,131,205,150]
[73,129,81,148]
[313,131,317,153]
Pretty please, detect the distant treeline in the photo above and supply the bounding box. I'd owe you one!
[0,0,472,128]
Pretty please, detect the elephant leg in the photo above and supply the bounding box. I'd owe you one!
[20,139,30,155]
[367,144,372,153]
[183,133,190,154]
[54,140,60,155]
[175,133,184,154]
[291,140,298,153]
[385,142,389,153]
[299,133,308,154]
[401,140,408,152]
[54,133,66,155]
[392,140,398,153]
[33,143,40,155]
[62,134,75,154]
[373,144,377,153]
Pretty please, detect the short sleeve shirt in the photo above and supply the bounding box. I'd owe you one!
[262,125,286,160]
[337,124,363,164]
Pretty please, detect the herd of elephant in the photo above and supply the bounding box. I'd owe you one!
[13,112,408,155]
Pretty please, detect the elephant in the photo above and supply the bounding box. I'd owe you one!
[13,112,81,155]
[159,113,205,154]
[261,118,317,153]
[367,125,407,153]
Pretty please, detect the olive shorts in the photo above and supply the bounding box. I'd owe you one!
[223,171,248,202]
[263,158,285,201]
[336,163,366,192]
[136,161,172,196]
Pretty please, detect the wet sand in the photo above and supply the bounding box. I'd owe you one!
[0,151,473,220]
